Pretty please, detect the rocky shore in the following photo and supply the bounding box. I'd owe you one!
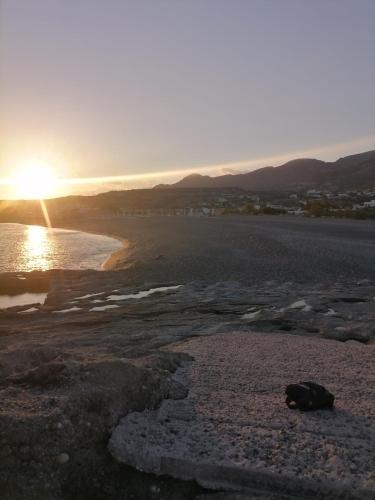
[1,270,374,499]
[1,216,374,499]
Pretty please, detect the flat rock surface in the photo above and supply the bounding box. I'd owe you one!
[1,275,374,498]
[110,331,375,498]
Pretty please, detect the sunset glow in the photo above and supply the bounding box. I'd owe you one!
[11,163,58,199]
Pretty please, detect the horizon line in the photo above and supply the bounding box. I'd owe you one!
[0,135,374,188]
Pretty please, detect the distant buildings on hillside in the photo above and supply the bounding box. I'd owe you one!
[1,186,374,224]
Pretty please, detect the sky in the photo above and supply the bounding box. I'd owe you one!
[0,0,374,198]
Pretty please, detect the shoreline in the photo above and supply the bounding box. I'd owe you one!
[43,222,132,272]
[0,221,131,275]
[47,222,132,271]
[48,214,375,285]
[1,214,375,299]
[0,222,131,300]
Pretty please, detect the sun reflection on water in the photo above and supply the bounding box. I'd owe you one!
[23,225,54,271]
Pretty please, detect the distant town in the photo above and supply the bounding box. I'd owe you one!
[1,185,375,226]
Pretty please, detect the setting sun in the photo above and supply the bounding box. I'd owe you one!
[12,163,58,199]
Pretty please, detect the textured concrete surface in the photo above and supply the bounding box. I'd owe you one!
[110,331,375,498]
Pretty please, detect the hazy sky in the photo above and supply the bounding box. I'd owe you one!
[1,0,374,196]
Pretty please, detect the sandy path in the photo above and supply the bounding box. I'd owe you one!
[110,331,375,498]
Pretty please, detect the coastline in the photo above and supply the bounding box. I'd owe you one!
[45,214,375,285]
[0,215,375,499]
[101,238,131,270]
[48,223,132,271]
[0,221,131,275]
[0,222,131,299]
[2,214,375,284]
[45,223,133,272]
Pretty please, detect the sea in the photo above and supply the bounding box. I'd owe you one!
[0,223,123,273]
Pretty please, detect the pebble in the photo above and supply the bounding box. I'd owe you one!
[150,484,160,494]
[56,453,69,464]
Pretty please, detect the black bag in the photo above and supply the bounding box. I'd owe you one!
[285,381,334,411]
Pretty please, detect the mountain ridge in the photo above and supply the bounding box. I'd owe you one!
[154,150,375,191]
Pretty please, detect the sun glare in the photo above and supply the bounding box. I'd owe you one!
[23,225,52,270]
[12,163,58,199]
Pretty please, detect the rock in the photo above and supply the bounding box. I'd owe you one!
[162,378,188,400]
[56,453,69,464]
[333,297,366,303]
[325,308,339,317]
[345,340,366,348]
[0,347,60,381]
[287,300,311,311]
[242,310,261,320]
[318,317,347,337]
[325,324,373,343]
[356,279,371,286]
[2,275,375,499]
[7,362,66,386]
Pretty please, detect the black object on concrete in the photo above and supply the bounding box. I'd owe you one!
[285,381,335,411]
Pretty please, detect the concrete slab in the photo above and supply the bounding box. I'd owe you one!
[109,332,375,498]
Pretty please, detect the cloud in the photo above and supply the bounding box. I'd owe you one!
[220,168,248,175]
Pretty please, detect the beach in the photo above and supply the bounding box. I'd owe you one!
[57,215,375,283]
[1,215,375,499]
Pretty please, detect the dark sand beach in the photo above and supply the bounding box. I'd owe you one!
[60,215,375,284]
[1,215,375,499]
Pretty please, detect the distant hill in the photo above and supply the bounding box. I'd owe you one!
[155,150,375,191]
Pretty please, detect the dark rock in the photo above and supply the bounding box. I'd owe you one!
[333,297,367,303]
[7,362,66,386]
[162,378,189,400]
[0,347,60,381]
[324,324,373,343]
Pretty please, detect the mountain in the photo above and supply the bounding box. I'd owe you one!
[155,151,375,191]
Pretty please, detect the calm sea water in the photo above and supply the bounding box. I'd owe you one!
[0,223,123,272]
